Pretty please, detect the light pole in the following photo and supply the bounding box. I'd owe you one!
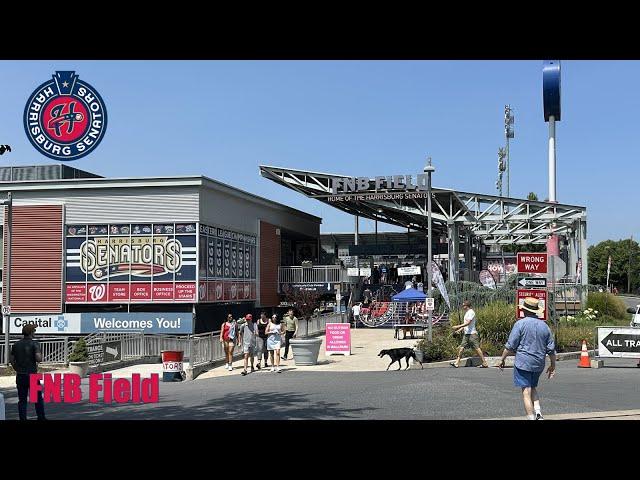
[424,158,435,342]
[2,192,11,365]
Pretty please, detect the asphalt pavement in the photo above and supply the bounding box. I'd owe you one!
[2,357,639,420]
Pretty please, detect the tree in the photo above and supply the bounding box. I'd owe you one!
[588,238,640,293]
[284,289,321,320]
[527,192,538,201]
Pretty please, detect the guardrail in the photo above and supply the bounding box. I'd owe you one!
[0,336,69,365]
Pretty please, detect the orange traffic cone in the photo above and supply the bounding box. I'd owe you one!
[577,339,591,368]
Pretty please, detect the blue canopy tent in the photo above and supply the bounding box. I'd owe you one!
[391,288,426,302]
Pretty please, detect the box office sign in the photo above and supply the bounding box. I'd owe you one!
[65,223,197,303]
[198,224,256,303]
[10,312,192,334]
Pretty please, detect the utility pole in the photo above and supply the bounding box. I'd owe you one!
[1,144,12,365]
[424,157,435,342]
[628,234,634,294]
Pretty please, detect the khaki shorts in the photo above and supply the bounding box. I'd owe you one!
[459,334,480,350]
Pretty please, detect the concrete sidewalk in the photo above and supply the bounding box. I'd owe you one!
[197,328,432,380]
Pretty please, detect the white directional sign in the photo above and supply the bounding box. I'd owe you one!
[398,266,421,276]
[518,277,547,288]
[425,298,435,311]
[597,327,640,358]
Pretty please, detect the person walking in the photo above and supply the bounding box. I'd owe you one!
[9,324,46,421]
[219,314,237,371]
[281,308,299,361]
[238,314,258,376]
[450,300,489,368]
[266,314,283,372]
[256,312,270,369]
[498,297,556,420]
[352,302,361,327]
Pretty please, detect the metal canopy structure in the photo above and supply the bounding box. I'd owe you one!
[259,165,588,285]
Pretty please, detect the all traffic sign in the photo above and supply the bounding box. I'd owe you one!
[518,277,547,288]
[517,253,548,274]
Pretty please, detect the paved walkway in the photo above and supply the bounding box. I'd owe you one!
[197,327,426,380]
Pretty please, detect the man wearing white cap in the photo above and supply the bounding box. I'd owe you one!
[498,297,556,420]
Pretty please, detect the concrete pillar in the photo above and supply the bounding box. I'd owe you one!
[580,218,588,287]
[447,221,459,283]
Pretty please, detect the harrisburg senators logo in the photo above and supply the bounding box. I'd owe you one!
[24,71,107,161]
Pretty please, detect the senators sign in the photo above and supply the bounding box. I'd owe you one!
[80,236,182,281]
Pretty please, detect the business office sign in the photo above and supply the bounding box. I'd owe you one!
[10,312,192,334]
[65,223,197,303]
[327,174,432,202]
[197,224,256,303]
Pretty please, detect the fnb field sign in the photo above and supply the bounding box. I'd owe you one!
[517,253,548,274]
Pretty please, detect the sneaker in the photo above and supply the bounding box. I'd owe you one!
[256,364,261,370]
[449,362,459,368]
[229,365,233,371]
[241,370,248,376]
[277,367,282,373]
[251,367,255,373]
[270,367,275,372]
[535,413,544,420]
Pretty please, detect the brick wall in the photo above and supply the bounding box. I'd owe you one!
[259,221,280,307]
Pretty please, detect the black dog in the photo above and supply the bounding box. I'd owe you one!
[378,348,423,371]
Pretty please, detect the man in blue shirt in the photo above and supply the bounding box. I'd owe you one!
[498,297,556,420]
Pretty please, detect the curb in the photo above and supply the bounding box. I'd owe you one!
[422,350,593,369]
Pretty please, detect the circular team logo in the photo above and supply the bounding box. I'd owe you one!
[24,71,107,161]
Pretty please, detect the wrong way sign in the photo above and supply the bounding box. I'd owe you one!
[517,253,548,274]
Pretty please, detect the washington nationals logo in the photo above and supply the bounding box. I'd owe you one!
[24,71,107,161]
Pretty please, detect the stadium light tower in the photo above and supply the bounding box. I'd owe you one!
[543,60,561,202]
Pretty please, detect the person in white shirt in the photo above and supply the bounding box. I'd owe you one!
[450,300,488,368]
[352,303,361,327]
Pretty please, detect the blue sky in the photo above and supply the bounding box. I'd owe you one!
[0,60,636,244]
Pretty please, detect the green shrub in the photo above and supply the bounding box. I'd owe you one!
[555,325,594,353]
[69,338,88,362]
[586,292,628,320]
[415,334,458,362]
[475,302,517,347]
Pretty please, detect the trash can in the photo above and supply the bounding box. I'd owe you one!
[161,350,185,382]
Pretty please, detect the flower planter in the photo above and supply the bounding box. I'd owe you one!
[68,361,90,377]
[290,338,322,366]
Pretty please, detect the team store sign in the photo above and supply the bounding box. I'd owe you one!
[65,223,197,303]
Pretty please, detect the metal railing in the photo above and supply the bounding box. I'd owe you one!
[279,265,345,284]
[0,336,69,365]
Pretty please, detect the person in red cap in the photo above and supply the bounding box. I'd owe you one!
[238,314,257,376]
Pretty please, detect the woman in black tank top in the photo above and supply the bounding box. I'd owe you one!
[256,312,270,368]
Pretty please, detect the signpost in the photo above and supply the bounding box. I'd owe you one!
[517,253,548,274]
[325,323,351,356]
[516,289,547,321]
[518,277,547,288]
[425,297,435,312]
[597,327,640,358]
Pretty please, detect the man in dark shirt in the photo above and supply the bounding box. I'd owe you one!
[10,324,46,420]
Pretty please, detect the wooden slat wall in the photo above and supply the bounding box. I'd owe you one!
[3,205,63,313]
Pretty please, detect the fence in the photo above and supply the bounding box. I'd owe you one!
[0,336,69,365]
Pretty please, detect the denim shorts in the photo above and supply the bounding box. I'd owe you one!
[513,367,542,388]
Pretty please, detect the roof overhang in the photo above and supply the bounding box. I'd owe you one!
[260,165,586,245]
